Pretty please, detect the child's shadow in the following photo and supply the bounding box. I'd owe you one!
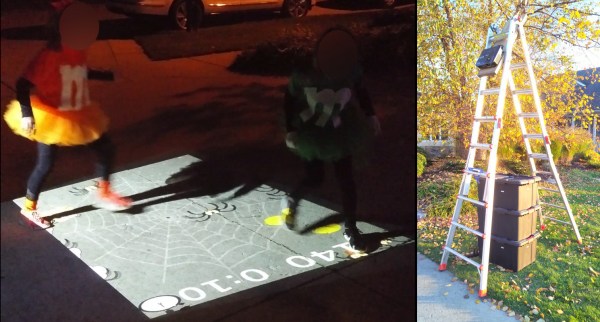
[45,148,285,222]
[299,214,413,254]
[121,156,268,215]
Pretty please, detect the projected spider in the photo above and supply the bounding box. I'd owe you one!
[255,185,288,199]
[184,202,236,222]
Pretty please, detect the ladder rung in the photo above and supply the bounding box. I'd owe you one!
[518,112,540,118]
[443,246,482,269]
[534,170,553,176]
[463,168,489,177]
[542,178,557,184]
[540,201,567,210]
[457,195,487,208]
[480,88,501,95]
[513,89,533,95]
[470,143,493,150]
[529,153,549,160]
[510,62,527,70]
[452,221,484,237]
[523,134,544,140]
[474,116,497,122]
[542,216,571,226]
[539,187,560,193]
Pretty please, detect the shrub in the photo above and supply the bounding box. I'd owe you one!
[229,11,414,76]
[578,149,600,169]
[502,159,530,175]
[548,127,595,164]
[550,140,564,163]
[417,152,427,177]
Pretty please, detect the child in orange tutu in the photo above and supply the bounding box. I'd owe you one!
[3,1,132,228]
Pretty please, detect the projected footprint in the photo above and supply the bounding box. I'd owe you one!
[263,209,341,234]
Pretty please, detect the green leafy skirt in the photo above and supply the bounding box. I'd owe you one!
[290,105,372,164]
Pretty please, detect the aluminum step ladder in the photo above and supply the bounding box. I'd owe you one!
[438,2,582,298]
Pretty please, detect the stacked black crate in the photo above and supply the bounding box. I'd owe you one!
[477,174,541,271]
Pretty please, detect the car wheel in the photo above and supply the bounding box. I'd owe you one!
[282,0,310,18]
[381,0,398,8]
[170,0,204,30]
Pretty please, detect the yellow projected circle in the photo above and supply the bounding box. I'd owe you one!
[312,223,341,234]
[264,215,285,226]
[264,209,292,226]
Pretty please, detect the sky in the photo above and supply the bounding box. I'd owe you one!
[570,47,600,71]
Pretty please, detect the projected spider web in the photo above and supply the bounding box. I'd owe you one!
[13,155,411,318]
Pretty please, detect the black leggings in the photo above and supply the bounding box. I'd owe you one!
[288,156,357,229]
[25,135,115,201]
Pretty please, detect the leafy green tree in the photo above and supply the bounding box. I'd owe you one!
[418,0,599,158]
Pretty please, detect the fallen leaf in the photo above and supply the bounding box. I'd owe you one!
[508,311,515,317]
[557,309,563,314]
[464,295,469,299]
[444,292,448,296]
[502,306,508,311]
[475,299,481,304]
[590,267,600,277]
[446,283,452,287]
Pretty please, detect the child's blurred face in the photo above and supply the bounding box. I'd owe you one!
[316,30,358,82]
[59,2,99,50]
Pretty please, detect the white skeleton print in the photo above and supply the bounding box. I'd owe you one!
[301,87,352,128]
[59,65,90,111]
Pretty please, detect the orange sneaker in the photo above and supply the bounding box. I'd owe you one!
[96,181,132,211]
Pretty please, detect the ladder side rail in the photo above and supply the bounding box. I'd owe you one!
[479,17,519,298]
[439,71,491,270]
[440,142,483,267]
[517,25,583,243]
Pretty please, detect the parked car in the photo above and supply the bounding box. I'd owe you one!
[106,0,315,30]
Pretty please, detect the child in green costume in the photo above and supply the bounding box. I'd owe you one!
[283,27,381,251]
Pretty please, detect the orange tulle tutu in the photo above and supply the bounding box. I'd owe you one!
[3,96,109,146]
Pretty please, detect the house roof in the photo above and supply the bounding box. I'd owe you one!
[576,67,600,112]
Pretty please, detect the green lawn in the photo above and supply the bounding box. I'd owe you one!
[417,160,600,322]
